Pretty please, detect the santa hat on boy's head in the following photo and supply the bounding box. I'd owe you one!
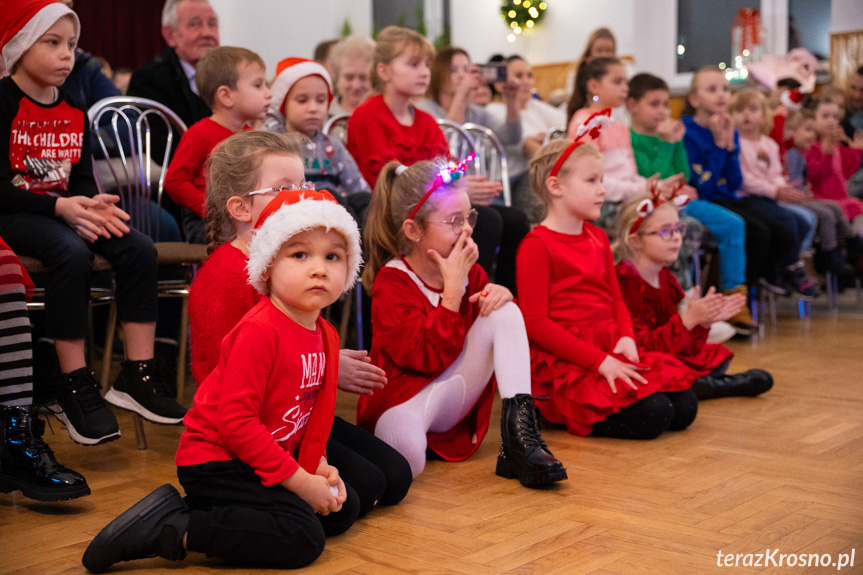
[269,57,333,117]
[0,0,79,73]
[247,188,361,295]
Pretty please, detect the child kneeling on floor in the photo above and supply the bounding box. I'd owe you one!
[83,189,363,572]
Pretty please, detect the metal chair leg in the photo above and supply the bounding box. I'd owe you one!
[100,301,118,389]
[133,414,147,450]
[177,296,189,401]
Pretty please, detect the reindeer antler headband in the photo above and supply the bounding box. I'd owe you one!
[549,108,612,178]
[629,179,690,235]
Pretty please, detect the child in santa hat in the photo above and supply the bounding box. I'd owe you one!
[260,57,370,202]
[0,0,186,447]
[83,187,363,573]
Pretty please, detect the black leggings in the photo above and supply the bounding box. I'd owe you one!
[178,459,359,569]
[471,205,530,295]
[590,390,698,439]
[327,416,412,516]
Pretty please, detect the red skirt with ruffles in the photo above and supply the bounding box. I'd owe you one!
[530,322,698,436]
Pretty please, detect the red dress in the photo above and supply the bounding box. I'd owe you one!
[516,224,695,437]
[356,258,495,461]
[615,262,733,377]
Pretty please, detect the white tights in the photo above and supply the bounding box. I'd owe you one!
[374,302,531,477]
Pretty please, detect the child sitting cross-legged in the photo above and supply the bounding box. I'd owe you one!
[83,189,363,572]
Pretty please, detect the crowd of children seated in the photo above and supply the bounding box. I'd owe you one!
[1,0,862,571]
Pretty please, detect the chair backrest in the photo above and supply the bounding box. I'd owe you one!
[436,119,477,163]
[88,96,188,240]
[323,113,351,146]
[543,126,568,145]
[462,122,511,207]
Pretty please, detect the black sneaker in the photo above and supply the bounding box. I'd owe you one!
[104,360,187,425]
[153,339,178,399]
[82,484,188,574]
[54,368,121,445]
[786,261,820,299]
[1,405,91,501]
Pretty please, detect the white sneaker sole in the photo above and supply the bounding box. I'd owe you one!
[104,389,185,425]
[51,408,121,446]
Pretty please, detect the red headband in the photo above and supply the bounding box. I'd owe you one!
[628,179,690,235]
[408,154,475,220]
[549,108,612,178]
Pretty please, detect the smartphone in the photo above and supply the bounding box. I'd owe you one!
[477,63,507,84]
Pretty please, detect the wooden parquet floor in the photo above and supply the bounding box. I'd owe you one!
[2,310,862,574]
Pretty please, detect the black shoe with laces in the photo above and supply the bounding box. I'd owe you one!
[82,483,188,574]
[786,261,819,299]
[1,405,91,501]
[691,370,773,400]
[104,360,186,425]
[496,394,567,487]
[54,368,120,445]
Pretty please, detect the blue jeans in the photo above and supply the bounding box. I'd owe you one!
[779,202,817,253]
[682,199,746,290]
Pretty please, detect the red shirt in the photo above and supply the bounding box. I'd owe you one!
[356,258,495,461]
[516,224,635,371]
[164,117,235,216]
[177,298,340,487]
[346,95,450,187]
[188,243,261,384]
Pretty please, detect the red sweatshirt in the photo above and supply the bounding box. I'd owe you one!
[346,95,450,187]
[176,298,340,486]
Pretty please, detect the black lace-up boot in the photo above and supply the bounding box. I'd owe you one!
[496,394,567,487]
[1,405,90,501]
[82,484,188,573]
[105,360,186,425]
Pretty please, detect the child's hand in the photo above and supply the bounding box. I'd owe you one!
[315,460,346,514]
[428,229,478,311]
[773,105,788,119]
[337,349,387,396]
[55,196,109,243]
[612,336,639,363]
[469,283,513,316]
[680,184,698,201]
[715,291,747,323]
[463,175,502,206]
[850,130,863,150]
[657,118,685,143]
[707,113,728,148]
[281,468,338,515]
[681,286,722,329]
[597,355,648,393]
[657,173,685,198]
[88,194,131,238]
[775,185,806,204]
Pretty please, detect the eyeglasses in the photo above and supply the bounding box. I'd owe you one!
[638,223,688,240]
[246,182,316,196]
[427,209,478,235]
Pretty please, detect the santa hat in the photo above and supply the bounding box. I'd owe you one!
[781,88,804,111]
[0,0,79,73]
[269,57,333,117]
[247,189,361,295]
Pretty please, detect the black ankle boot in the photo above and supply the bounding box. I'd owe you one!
[496,394,567,487]
[1,405,90,501]
[104,360,186,425]
[83,484,189,574]
[691,370,773,400]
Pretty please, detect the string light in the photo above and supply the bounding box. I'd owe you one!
[500,0,547,38]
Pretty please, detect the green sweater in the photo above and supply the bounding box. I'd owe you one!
[630,130,691,181]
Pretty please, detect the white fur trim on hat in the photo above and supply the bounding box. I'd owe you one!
[2,3,79,72]
[269,60,333,117]
[246,196,362,295]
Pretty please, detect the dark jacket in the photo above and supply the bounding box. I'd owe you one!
[127,47,211,163]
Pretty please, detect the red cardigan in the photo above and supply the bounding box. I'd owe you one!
[346,95,450,187]
[177,298,340,487]
[164,118,235,216]
[356,258,495,461]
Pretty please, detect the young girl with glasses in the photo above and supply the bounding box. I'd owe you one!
[613,194,774,401]
[188,131,412,523]
[516,124,703,440]
[358,157,567,486]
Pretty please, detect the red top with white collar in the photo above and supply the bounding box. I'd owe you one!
[356,258,495,461]
[177,298,340,487]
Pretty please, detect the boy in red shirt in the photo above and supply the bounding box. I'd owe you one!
[83,189,364,572]
[164,46,271,243]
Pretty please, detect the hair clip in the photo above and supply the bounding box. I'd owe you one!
[549,108,612,178]
[408,154,475,220]
[395,164,409,176]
